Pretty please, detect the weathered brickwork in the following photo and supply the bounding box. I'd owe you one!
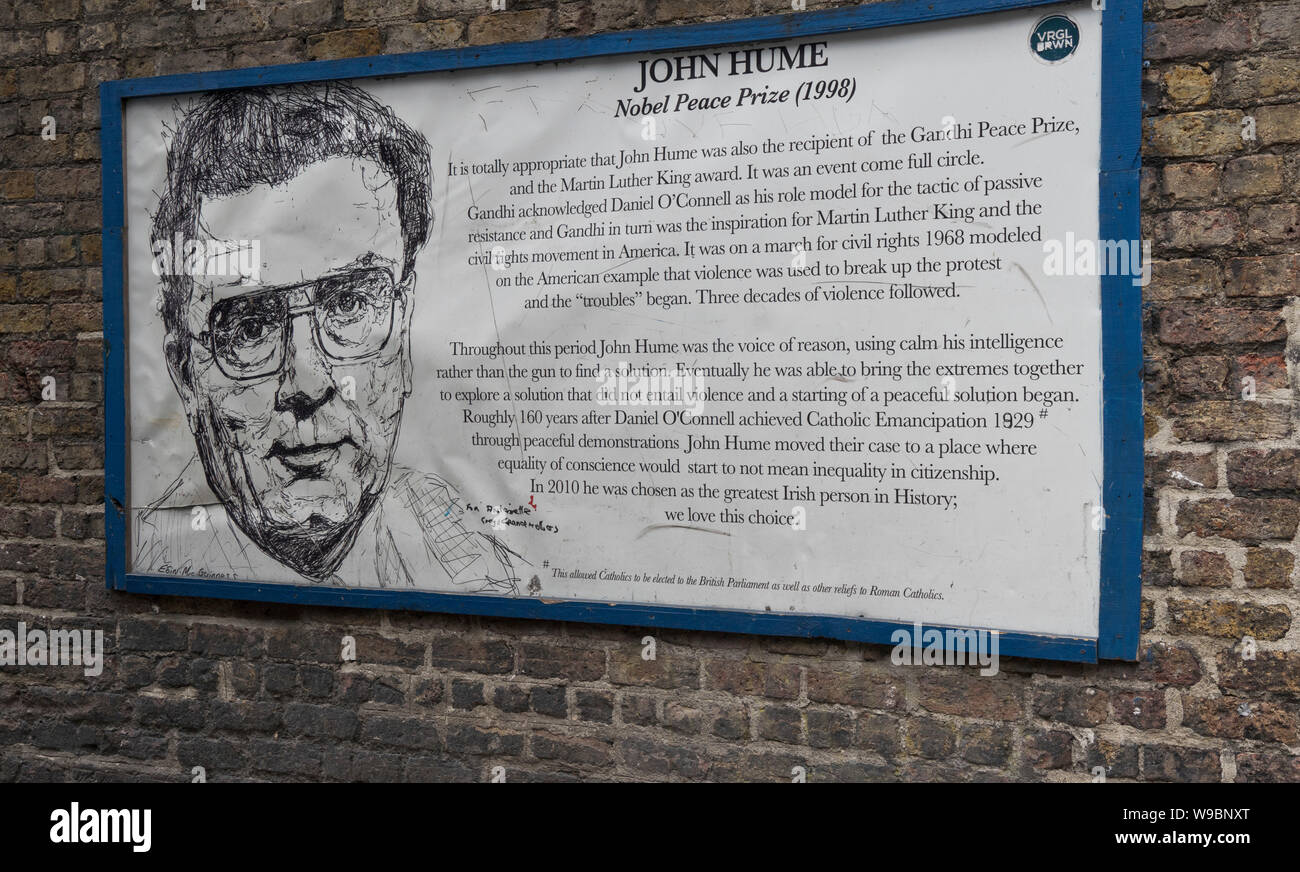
[0,0,1297,782]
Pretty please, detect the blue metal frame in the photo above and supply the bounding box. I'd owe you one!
[101,0,1143,663]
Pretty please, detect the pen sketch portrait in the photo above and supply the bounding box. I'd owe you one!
[133,82,521,594]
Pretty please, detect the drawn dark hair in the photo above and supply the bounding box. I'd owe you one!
[151,81,432,364]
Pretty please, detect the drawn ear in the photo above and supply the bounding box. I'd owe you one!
[165,332,198,428]
[399,276,415,398]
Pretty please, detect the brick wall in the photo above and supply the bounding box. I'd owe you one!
[0,0,1297,783]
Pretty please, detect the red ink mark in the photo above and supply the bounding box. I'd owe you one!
[529,494,537,510]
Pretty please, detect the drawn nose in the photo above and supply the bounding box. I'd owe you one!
[276,313,335,419]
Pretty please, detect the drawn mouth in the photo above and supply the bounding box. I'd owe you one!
[269,438,350,473]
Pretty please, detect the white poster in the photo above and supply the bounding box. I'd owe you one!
[123,3,1105,639]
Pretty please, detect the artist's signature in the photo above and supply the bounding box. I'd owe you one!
[461,502,559,534]
[155,561,241,581]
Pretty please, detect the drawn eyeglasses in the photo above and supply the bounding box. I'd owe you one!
[204,266,405,381]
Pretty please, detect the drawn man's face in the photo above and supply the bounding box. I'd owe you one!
[166,157,413,559]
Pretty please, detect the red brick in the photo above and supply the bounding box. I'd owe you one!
[1221,155,1285,199]
[1256,103,1300,145]
[1158,305,1285,346]
[805,666,899,709]
[1243,548,1293,590]
[1183,696,1298,743]
[1146,258,1220,301]
[1168,599,1291,640]
[1170,355,1228,397]
[467,9,550,45]
[1235,753,1300,782]
[916,671,1023,720]
[1258,2,1300,49]
[1112,690,1167,730]
[608,648,700,689]
[1247,203,1300,246]
[1217,651,1300,698]
[1146,14,1251,61]
[1145,451,1218,489]
[1178,550,1231,587]
[1227,449,1300,492]
[1023,730,1073,770]
[1158,208,1241,249]
[306,28,381,60]
[1169,401,1291,442]
[1142,745,1221,782]
[1232,352,1287,394]
[1033,684,1109,726]
[706,659,801,700]
[1163,161,1219,203]
[1176,498,1299,541]
[1226,254,1299,297]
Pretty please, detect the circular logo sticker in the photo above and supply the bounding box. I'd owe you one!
[1030,14,1079,63]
